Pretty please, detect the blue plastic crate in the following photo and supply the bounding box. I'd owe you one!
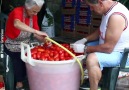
[62,0,76,7]
[76,15,91,24]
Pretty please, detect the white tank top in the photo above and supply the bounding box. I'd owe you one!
[99,2,129,52]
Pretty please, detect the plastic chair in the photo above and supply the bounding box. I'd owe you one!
[0,13,15,90]
[101,48,129,90]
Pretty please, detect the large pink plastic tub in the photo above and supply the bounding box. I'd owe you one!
[21,42,84,90]
[26,61,81,90]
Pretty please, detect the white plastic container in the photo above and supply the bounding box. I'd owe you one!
[41,26,55,38]
[21,43,85,90]
[41,8,55,38]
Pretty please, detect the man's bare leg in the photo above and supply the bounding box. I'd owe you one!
[86,53,102,90]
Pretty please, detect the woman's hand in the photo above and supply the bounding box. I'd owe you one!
[34,30,52,46]
[34,30,48,37]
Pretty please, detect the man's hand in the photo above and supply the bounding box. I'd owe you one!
[74,38,87,44]
[72,44,85,53]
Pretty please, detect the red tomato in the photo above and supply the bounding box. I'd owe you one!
[64,51,69,57]
[49,51,54,57]
[60,53,64,57]
[30,43,84,61]
[48,57,54,61]
[59,56,65,60]
[53,54,59,59]
[43,53,49,58]
[40,55,48,61]
[48,44,54,48]
[32,53,37,59]
[55,47,61,52]
[37,48,45,52]
[45,50,50,54]
[36,51,42,59]
[59,50,64,54]
[54,57,60,61]
[31,48,37,54]
[66,56,72,60]
[62,43,70,49]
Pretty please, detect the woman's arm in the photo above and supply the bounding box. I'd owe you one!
[14,19,36,34]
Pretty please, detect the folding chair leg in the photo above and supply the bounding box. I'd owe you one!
[101,67,120,90]
[109,67,120,90]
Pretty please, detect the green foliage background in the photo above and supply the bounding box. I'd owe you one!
[117,0,129,9]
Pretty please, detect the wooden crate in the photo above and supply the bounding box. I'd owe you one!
[75,31,89,38]
[65,3,74,7]
[91,19,101,26]
[61,29,76,38]
[90,19,101,33]
[61,7,76,15]
[90,24,100,33]
[90,13,102,33]
[91,12,102,18]
[75,24,90,38]
[91,12,102,25]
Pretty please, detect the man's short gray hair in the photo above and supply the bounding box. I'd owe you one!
[25,0,44,9]
[86,0,99,4]
[86,0,107,4]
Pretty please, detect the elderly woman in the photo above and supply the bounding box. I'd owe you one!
[4,0,47,89]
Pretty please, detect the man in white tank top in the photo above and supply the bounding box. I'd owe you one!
[73,0,129,90]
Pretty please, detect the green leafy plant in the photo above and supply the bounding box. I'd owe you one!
[45,12,54,26]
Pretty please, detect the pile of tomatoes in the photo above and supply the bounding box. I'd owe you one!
[29,43,83,61]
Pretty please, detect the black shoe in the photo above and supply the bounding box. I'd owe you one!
[80,84,90,90]
[80,79,101,90]
[80,79,90,90]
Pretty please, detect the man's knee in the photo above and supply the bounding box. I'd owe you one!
[86,53,99,68]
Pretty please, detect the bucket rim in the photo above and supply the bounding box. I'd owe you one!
[27,55,85,65]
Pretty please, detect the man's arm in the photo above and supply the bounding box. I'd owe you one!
[86,14,125,53]
[85,29,100,42]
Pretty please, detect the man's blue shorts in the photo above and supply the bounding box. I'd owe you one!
[86,41,129,70]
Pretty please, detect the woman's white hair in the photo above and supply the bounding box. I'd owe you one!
[25,0,44,9]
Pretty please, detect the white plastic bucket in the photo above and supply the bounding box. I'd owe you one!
[21,43,85,90]
[41,25,55,38]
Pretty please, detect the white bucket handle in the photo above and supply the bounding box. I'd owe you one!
[21,42,35,66]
